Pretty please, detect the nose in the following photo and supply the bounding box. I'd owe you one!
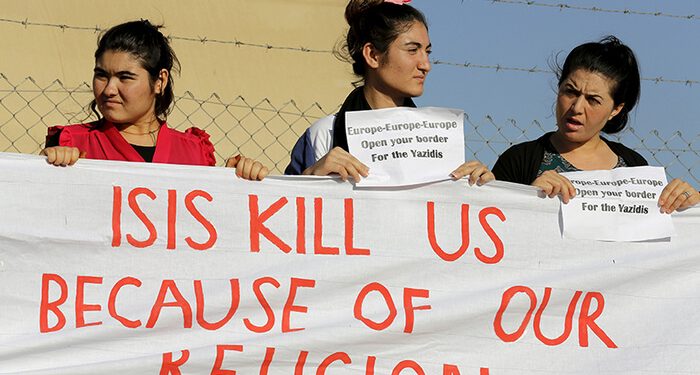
[418,52,431,74]
[103,77,118,97]
[570,95,585,114]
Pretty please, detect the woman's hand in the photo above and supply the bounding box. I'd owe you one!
[40,146,85,166]
[531,170,576,203]
[451,160,495,185]
[226,155,269,181]
[302,147,369,182]
[658,178,699,213]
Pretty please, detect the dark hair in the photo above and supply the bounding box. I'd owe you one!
[557,35,640,134]
[340,0,427,77]
[90,20,180,122]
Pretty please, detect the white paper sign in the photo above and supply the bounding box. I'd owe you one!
[345,107,465,187]
[560,166,675,241]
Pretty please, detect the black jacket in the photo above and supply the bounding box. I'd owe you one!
[492,132,649,184]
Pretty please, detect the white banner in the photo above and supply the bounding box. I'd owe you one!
[0,153,698,375]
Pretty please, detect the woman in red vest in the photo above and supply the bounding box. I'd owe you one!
[41,20,268,180]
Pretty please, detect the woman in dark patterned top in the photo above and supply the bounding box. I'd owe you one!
[493,36,698,213]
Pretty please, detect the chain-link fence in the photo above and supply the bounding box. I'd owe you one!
[1,75,698,186]
[464,115,700,187]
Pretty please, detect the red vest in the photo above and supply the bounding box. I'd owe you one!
[47,122,216,166]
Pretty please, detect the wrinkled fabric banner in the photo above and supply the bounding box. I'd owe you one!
[0,153,698,375]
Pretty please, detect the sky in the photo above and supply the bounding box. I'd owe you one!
[410,0,700,183]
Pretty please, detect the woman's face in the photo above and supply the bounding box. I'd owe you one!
[370,20,431,99]
[555,68,624,144]
[92,50,163,125]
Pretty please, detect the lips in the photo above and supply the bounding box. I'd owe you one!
[564,117,583,131]
[100,99,122,107]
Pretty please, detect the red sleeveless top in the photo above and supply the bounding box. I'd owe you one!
[46,121,216,166]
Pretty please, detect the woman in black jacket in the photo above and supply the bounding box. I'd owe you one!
[493,36,698,213]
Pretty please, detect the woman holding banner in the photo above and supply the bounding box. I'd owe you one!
[492,36,699,213]
[285,0,493,185]
[41,20,268,180]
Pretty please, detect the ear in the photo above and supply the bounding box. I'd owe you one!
[361,42,381,69]
[154,69,169,95]
[609,102,624,120]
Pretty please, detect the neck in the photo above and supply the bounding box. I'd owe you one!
[114,117,162,147]
[363,80,405,109]
[115,118,161,134]
[550,131,604,155]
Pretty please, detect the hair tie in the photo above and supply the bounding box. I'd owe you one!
[385,0,411,4]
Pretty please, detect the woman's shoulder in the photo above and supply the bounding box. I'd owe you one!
[493,132,552,184]
[178,126,211,140]
[283,114,336,175]
[48,121,101,135]
[307,114,337,156]
[602,136,648,166]
[501,132,552,155]
[168,125,217,165]
[302,114,336,152]
[46,121,103,147]
[162,124,211,143]
[169,125,213,146]
[306,114,335,139]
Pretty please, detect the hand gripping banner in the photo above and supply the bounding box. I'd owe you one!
[0,153,698,374]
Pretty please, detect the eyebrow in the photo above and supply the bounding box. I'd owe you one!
[404,41,431,49]
[93,67,137,76]
[563,81,603,98]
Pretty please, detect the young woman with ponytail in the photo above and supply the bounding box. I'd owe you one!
[286,0,493,185]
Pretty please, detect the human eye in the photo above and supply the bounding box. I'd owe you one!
[93,69,107,79]
[560,87,576,97]
[405,43,421,54]
[586,96,602,105]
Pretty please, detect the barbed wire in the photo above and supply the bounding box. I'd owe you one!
[432,60,552,74]
[431,60,700,86]
[0,17,333,54]
[2,16,700,86]
[484,0,700,20]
